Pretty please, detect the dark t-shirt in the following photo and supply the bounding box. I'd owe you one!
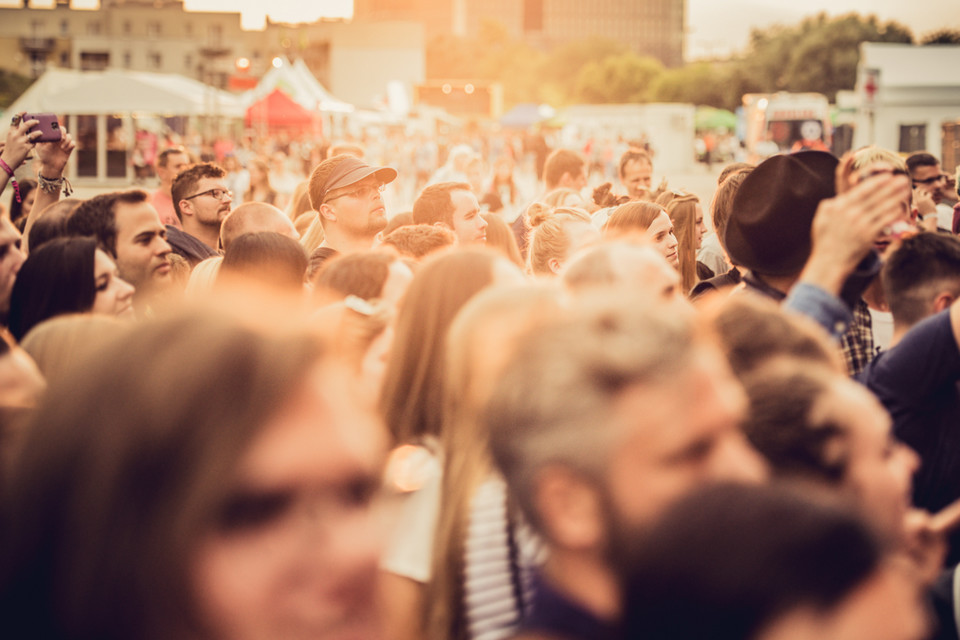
[859,310,960,560]
[514,573,619,640]
[164,225,218,268]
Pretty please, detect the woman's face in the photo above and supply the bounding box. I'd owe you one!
[90,250,135,318]
[21,189,36,220]
[694,203,707,250]
[646,210,679,268]
[193,365,387,640]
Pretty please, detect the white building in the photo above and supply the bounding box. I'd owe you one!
[854,43,960,161]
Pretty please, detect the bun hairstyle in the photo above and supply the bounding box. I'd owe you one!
[593,182,630,209]
[526,206,594,276]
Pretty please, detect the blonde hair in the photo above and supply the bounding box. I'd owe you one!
[299,215,326,254]
[603,201,664,238]
[526,204,592,276]
[851,146,907,172]
[20,314,122,385]
[184,256,223,300]
[426,283,564,640]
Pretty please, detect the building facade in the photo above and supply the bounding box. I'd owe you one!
[354,0,685,67]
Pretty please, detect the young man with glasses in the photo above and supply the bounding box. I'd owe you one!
[907,152,954,231]
[169,163,232,267]
[307,154,397,261]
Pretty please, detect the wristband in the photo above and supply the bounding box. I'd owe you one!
[0,158,20,203]
[38,173,73,197]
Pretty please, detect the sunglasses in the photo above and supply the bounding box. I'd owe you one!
[912,173,948,186]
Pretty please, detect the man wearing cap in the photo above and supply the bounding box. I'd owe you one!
[308,154,397,260]
[723,150,910,373]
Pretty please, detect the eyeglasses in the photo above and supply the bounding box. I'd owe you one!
[324,183,385,203]
[184,188,232,201]
[913,174,948,186]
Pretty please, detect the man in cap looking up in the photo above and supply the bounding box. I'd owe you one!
[308,154,398,259]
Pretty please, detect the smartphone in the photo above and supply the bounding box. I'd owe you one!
[22,113,62,143]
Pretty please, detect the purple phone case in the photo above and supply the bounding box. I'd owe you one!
[23,114,62,143]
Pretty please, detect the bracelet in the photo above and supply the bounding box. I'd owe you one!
[0,158,20,203]
[38,173,73,197]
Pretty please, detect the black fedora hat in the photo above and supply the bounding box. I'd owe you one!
[724,151,838,276]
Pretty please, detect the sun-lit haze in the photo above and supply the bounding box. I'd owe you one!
[5,0,959,57]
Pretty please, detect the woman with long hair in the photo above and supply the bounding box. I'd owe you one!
[243,157,278,206]
[378,249,524,640]
[604,201,679,269]
[0,308,388,640]
[664,192,709,293]
[7,236,134,341]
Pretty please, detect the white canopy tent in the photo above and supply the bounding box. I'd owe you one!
[243,58,353,115]
[8,68,244,117]
[7,68,244,184]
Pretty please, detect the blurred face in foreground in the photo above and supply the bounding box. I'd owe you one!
[193,366,387,640]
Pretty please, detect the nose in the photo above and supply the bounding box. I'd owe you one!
[156,237,172,256]
[478,215,488,229]
[668,233,679,250]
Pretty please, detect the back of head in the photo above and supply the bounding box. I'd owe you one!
[381,223,456,260]
[481,212,523,267]
[220,202,296,252]
[485,294,697,539]
[67,190,149,257]
[8,237,98,342]
[527,205,593,276]
[171,163,225,221]
[717,162,753,185]
[380,248,503,443]
[413,182,469,228]
[312,250,396,302]
[1,309,324,639]
[623,483,883,640]
[220,231,307,291]
[710,168,753,251]
[541,187,586,209]
[882,232,960,328]
[701,293,842,378]
[20,313,123,385]
[853,147,907,173]
[28,198,82,253]
[543,149,585,191]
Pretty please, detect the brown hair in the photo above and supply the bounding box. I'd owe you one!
[710,168,753,251]
[603,201,664,238]
[0,309,324,640]
[171,163,225,221]
[312,250,397,301]
[544,149,586,191]
[307,154,354,219]
[618,148,652,179]
[379,249,503,444]
[66,190,149,257]
[412,182,471,229]
[381,224,456,260]
[481,213,523,268]
[665,194,700,293]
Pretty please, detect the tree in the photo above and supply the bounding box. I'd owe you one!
[573,53,663,103]
[0,70,32,110]
[922,29,960,45]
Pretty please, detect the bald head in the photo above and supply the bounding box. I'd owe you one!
[220,202,299,252]
[562,242,684,305]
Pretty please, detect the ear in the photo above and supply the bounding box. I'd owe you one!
[177,199,194,219]
[933,292,956,314]
[319,203,337,224]
[533,465,606,552]
[548,258,562,274]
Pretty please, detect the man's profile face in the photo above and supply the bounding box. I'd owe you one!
[182,177,233,229]
[911,163,947,204]
[324,177,388,239]
[158,152,189,187]
[449,189,487,245]
[114,201,172,294]
[604,345,767,531]
[621,159,653,200]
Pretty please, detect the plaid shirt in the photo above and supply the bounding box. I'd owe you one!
[840,299,874,376]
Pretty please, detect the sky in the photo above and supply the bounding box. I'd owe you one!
[6,0,960,59]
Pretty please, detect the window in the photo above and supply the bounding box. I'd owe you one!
[80,51,109,71]
[185,23,193,37]
[147,22,162,37]
[149,52,162,69]
[208,24,222,46]
[60,52,69,66]
[899,124,927,154]
[184,54,193,69]
[123,51,132,68]
[87,21,101,36]
[60,19,68,36]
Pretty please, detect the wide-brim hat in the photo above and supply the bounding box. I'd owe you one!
[724,151,838,276]
[316,155,398,204]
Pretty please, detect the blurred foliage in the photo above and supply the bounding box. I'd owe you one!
[0,69,32,110]
[921,29,960,44]
[426,13,917,111]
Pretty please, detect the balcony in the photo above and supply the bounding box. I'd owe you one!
[20,37,55,53]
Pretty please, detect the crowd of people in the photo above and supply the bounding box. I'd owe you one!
[2,110,960,640]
